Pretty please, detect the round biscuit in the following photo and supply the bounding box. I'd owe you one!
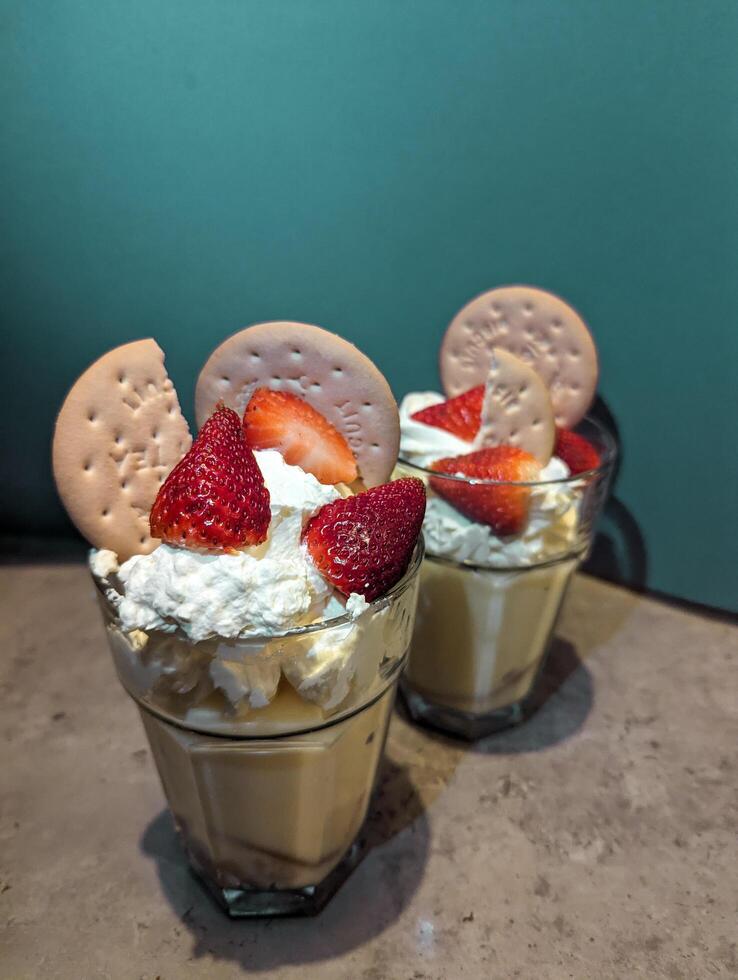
[52,339,191,561]
[195,322,399,486]
[475,348,555,463]
[440,285,598,426]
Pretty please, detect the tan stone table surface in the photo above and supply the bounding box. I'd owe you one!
[1,564,736,979]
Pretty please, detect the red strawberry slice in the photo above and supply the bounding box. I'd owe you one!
[150,405,270,551]
[554,428,601,475]
[430,446,541,536]
[410,385,484,441]
[243,388,358,485]
[303,478,426,601]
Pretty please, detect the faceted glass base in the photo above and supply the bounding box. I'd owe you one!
[189,838,367,917]
[138,686,396,919]
[400,680,526,740]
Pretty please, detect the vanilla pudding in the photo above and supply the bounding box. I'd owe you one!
[407,555,578,718]
[397,392,613,737]
[139,688,394,894]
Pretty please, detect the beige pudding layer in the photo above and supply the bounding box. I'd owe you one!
[406,556,578,714]
[140,684,394,890]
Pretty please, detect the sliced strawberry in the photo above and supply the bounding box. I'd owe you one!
[430,446,540,536]
[303,478,425,601]
[554,428,601,475]
[410,385,484,441]
[150,405,270,551]
[243,388,358,485]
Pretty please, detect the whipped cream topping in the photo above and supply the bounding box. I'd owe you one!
[397,392,471,467]
[93,450,374,711]
[89,548,120,581]
[399,391,580,567]
[105,450,338,642]
[209,644,281,709]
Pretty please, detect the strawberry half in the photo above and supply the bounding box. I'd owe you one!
[150,405,270,551]
[554,428,601,475]
[430,446,541,536]
[243,388,358,485]
[410,385,484,441]
[303,478,426,601]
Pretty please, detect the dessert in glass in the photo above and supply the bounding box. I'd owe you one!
[395,286,616,738]
[52,322,425,916]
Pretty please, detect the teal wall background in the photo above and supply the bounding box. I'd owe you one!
[2,1,736,609]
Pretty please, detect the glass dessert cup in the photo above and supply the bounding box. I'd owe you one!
[95,544,422,917]
[396,417,616,739]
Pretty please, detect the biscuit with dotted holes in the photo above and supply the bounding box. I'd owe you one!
[52,339,191,560]
[440,286,598,427]
[474,348,555,463]
[195,322,399,486]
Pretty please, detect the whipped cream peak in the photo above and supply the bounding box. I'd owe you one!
[398,392,470,468]
[255,449,339,516]
[89,548,120,581]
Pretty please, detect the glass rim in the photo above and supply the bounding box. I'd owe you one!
[425,547,586,574]
[398,414,617,487]
[93,536,425,644]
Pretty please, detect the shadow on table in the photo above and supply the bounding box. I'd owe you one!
[397,635,593,755]
[140,754,429,970]
[0,533,88,564]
